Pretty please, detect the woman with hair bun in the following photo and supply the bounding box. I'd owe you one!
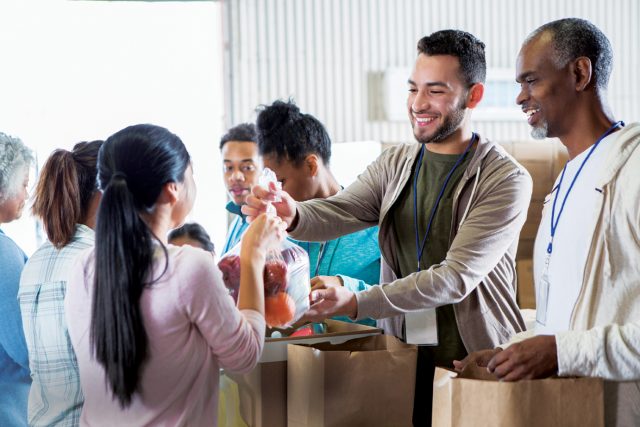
[19,140,103,426]
[65,124,286,426]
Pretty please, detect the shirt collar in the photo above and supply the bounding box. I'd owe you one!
[225,201,246,220]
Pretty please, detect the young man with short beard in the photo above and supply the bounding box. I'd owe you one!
[244,30,532,425]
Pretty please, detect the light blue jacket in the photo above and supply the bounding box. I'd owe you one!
[0,228,31,427]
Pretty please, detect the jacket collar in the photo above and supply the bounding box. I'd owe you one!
[598,122,640,187]
[406,133,495,181]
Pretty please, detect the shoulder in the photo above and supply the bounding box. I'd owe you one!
[477,138,531,180]
[167,244,217,283]
[0,231,27,266]
[379,143,420,166]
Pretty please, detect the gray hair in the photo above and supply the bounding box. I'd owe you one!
[0,132,34,202]
[526,18,613,91]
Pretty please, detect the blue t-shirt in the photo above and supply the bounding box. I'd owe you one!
[292,226,381,326]
[0,228,31,427]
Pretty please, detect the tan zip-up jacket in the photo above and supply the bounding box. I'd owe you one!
[291,136,532,352]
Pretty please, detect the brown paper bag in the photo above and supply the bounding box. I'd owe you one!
[432,365,604,427]
[287,334,417,427]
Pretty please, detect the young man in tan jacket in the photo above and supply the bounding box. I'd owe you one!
[244,30,532,425]
[457,18,640,426]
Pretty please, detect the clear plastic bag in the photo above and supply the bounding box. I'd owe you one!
[218,168,311,328]
[218,238,311,328]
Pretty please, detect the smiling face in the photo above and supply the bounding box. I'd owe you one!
[407,53,471,144]
[221,141,260,205]
[516,32,576,140]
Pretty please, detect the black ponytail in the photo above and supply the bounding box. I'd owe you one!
[91,124,190,407]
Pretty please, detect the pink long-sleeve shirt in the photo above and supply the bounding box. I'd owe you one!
[65,244,265,426]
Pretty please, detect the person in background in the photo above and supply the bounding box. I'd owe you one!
[220,123,261,254]
[168,222,215,254]
[255,99,380,327]
[244,30,532,425]
[456,18,640,426]
[18,140,103,426]
[0,131,34,427]
[65,124,286,425]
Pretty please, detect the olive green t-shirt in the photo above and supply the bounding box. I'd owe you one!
[391,147,472,366]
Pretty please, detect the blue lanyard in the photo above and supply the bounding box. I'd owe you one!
[413,133,477,272]
[547,121,624,254]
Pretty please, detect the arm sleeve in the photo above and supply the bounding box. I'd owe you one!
[178,251,266,374]
[355,167,532,320]
[0,238,30,372]
[291,148,394,242]
[338,275,374,293]
[556,323,640,380]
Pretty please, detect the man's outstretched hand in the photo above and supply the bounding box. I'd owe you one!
[241,182,298,228]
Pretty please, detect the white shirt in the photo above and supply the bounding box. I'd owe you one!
[533,133,616,335]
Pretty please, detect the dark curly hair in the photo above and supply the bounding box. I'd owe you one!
[219,123,257,150]
[526,18,613,91]
[255,100,331,166]
[417,29,486,86]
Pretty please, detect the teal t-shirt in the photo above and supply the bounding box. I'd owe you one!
[292,226,380,327]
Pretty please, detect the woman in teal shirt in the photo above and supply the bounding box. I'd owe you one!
[255,100,380,326]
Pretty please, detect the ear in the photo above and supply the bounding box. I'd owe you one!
[573,57,592,91]
[157,181,180,206]
[466,83,484,109]
[304,154,320,177]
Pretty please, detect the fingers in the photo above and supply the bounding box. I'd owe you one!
[252,184,278,201]
[303,300,334,323]
[242,195,270,219]
[487,347,522,380]
[309,287,337,305]
[452,355,473,372]
[310,276,323,291]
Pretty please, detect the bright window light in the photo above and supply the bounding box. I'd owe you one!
[0,0,227,255]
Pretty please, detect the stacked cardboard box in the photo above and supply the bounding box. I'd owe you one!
[500,140,569,309]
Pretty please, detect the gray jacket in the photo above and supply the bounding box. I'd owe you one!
[291,137,532,352]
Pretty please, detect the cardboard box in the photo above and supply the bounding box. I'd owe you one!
[226,320,382,427]
[432,365,604,427]
[500,140,568,261]
[516,258,535,309]
[287,335,417,427]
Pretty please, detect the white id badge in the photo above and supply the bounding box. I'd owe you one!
[536,270,550,325]
[405,308,438,345]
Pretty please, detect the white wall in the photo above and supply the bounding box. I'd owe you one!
[0,0,228,255]
[223,0,640,144]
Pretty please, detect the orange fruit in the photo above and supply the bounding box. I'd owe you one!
[265,292,296,327]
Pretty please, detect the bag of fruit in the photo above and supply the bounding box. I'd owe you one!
[218,169,311,328]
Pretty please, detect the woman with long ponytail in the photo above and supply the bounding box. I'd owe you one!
[65,124,285,426]
[19,140,103,427]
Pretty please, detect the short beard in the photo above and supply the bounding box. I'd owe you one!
[530,121,549,140]
[413,98,467,144]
